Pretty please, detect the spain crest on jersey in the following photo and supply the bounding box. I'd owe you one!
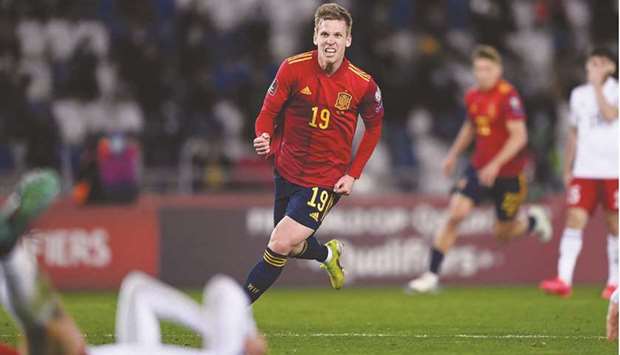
[335,92,352,111]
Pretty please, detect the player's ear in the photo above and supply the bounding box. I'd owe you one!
[313,30,318,46]
[346,34,352,48]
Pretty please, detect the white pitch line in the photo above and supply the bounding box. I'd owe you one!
[0,333,606,341]
[270,333,606,340]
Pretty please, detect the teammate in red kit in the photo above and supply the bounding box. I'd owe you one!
[406,45,552,293]
[243,3,384,303]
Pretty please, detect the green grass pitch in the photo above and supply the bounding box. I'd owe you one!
[0,286,616,354]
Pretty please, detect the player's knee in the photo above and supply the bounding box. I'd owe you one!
[119,271,153,298]
[267,236,293,255]
[446,211,467,226]
[566,208,588,230]
[289,241,306,256]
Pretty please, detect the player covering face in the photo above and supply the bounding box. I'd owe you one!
[0,170,266,355]
[245,3,384,302]
[406,45,552,293]
[540,48,619,299]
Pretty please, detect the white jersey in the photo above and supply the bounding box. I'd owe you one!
[569,77,619,179]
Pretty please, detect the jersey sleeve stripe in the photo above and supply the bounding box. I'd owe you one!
[287,51,313,62]
[288,57,313,64]
[348,66,370,82]
[348,64,371,78]
[348,64,371,77]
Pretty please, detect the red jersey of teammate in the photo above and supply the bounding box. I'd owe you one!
[465,79,527,177]
[255,50,384,189]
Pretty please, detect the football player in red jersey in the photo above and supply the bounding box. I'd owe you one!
[406,45,552,293]
[244,3,384,303]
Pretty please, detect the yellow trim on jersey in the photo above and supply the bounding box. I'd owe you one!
[288,57,313,64]
[499,82,512,94]
[287,51,313,60]
[287,51,313,63]
[348,64,371,81]
[348,63,368,74]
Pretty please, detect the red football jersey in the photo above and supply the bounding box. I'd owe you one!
[465,79,527,177]
[255,50,384,188]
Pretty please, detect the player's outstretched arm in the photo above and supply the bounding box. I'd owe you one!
[345,80,384,190]
[254,60,294,155]
[444,120,475,177]
[562,126,577,186]
[344,119,381,195]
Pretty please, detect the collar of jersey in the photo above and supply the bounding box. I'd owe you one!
[313,50,349,78]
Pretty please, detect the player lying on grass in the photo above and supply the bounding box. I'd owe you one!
[540,47,618,299]
[0,170,266,355]
[244,3,384,303]
[406,45,552,293]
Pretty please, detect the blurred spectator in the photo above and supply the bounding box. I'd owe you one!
[0,0,616,194]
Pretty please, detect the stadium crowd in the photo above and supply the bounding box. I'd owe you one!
[0,0,616,194]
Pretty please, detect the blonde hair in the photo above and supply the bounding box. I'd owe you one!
[472,45,502,65]
[314,3,353,35]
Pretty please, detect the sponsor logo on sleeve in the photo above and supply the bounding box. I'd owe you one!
[268,79,278,96]
[509,96,523,115]
[375,87,383,112]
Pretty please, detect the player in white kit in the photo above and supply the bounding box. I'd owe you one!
[0,170,266,355]
[540,48,619,299]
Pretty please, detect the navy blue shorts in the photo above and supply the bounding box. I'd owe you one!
[454,165,527,221]
[273,172,340,230]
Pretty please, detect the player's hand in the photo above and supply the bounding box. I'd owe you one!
[588,58,608,87]
[604,60,616,77]
[244,333,267,355]
[606,297,618,341]
[334,174,355,195]
[253,133,271,156]
[478,162,500,187]
[442,154,458,177]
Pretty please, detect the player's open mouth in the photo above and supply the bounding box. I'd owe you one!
[325,48,337,55]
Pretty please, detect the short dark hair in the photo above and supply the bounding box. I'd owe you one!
[314,3,353,35]
[588,47,617,63]
[471,45,502,65]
